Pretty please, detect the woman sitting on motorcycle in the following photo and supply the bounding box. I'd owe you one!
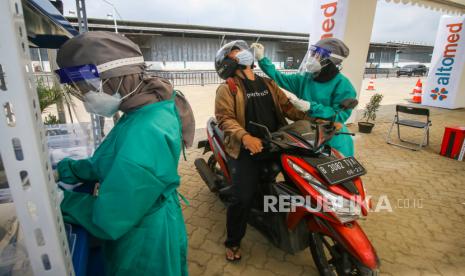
[214,40,307,261]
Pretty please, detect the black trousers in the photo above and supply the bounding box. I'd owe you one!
[224,148,263,248]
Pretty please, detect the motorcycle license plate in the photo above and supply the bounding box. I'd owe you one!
[316,157,366,185]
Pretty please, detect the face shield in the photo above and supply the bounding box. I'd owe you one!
[298,45,345,76]
[216,40,249,61]
[216,40,254,66]
[55,57,144,117]
[55,64,101,100]
[215,40,254,79]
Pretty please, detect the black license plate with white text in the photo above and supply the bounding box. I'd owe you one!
[316,157,366,185]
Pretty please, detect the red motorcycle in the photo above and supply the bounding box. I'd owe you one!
[195,99,380,275]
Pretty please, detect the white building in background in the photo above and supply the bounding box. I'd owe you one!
[30,17,434,72]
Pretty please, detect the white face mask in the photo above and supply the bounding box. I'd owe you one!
[305,56,322,74]
[83,78,143,117]
[235,50,254,66]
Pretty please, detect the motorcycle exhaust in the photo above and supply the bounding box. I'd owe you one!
[194,158,219,192]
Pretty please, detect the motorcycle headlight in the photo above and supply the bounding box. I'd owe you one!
[313,185,361,223]
[287,160,323,186]
[287,160,360,223]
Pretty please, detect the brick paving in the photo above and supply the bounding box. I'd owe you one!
[178,105,465,276]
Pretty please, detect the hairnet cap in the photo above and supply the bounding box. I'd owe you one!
[57,31,145,79]
[315,38,349,65]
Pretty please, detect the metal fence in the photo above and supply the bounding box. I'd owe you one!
[148,69,298,86]
[362,67,429,79]
[32,69,299,88]
[363,68,399,79]
[33,67,415,88]
[34,72,57,87]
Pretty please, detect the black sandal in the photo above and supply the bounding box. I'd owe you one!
[225,246,241,262]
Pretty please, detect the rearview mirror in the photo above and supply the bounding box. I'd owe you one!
[339,99,358,110]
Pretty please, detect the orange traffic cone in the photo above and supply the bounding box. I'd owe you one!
[411,79,422,103]
[411,79,422,95]
[366,79,375,91]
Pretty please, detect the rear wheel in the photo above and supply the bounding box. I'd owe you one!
[309,232,378,276]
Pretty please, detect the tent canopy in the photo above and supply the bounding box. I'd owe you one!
[23,0,77,49]
[384,0,465,14]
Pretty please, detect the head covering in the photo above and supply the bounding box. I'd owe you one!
[56,31,195,147]
[57,31,144,79]
[315,38,349,65]
[214,40,250,79]
[103,73,196,147]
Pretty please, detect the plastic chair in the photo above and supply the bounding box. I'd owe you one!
[386,105,432,151]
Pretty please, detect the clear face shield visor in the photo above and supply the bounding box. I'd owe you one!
[298,45,344,75]
[216,40,255,67]
[55,64,124,117]
[54,56,145,99]
[55,64,103,100]
[54,57,145,117]
[216,40,250,60]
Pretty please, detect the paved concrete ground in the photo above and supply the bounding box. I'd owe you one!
[43,77,465,275]
[179,103,465,275]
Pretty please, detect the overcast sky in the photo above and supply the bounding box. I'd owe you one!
[62,0,455,45]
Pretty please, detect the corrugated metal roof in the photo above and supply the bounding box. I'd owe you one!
[67,17,310,41]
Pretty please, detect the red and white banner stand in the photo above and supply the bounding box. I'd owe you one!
[423,15,465,109]
[309,0,378,123]
[309,0,350,45]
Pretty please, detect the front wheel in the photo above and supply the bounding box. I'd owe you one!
[309,233,378,276]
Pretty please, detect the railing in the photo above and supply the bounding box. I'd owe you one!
[32,69,299,87]
[33,67,417,88]
[148,69,298,86]
[363,68,429,79]
[363,68,399,79]
[34,72,57,87]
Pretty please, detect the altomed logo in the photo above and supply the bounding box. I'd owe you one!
[431,22,463,101]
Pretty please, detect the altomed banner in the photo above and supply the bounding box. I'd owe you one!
[423,15,465,109]
[309,0,350,46]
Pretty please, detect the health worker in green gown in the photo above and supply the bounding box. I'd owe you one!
[251,38,356,157]
[54,31,195,276]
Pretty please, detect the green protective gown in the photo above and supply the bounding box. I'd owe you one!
[57,97,188,276]
[258,57,356,157]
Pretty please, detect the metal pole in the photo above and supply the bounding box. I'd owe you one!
[107,13,118,33]
[75,0,88,33]
[37,48,44,71]
[0,1,74,274]
[182,32,187,69]
[112,8,118,33]
[103,0,119,33]
[75,0,102,148]
[219,34,225,47]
